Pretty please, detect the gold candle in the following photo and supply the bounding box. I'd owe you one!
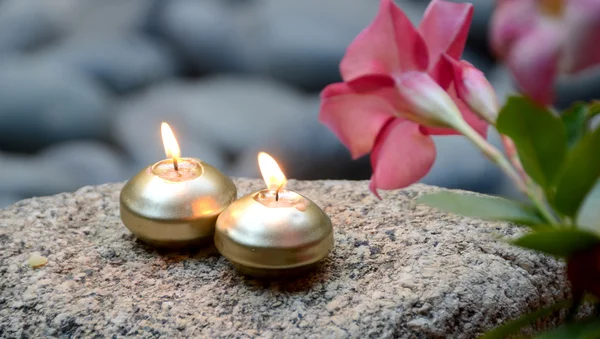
[120,123,237,249]
[215,152,333,278]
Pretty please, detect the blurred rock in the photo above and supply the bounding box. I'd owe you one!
[422,132,507,194]
[461,48,495,74]
[261,1,493,90]
[114,76,304,155]
[0,142,128,198]
[113,76,363,179]
[0,59,111,152]
[175,76,308,152]
[62,0,157,38]
[0,193,22,209]
[456,0,495,53]
[487,65,517,103]
[258,0,380,90]
[151,0,251,73]
[556,67,600,110]
[113,83,227,173]
[229,98,370,180]
[41,36,177,93]
[0,0,68,55]
[149,0,490,91]
[149,0,396,90]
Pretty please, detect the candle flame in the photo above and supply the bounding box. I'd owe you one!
[161,122,181,160]
[258,152,286,191]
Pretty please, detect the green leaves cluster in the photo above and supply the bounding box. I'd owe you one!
[415,97,600,338]
[417,97,600,260]
[496,97,600,225]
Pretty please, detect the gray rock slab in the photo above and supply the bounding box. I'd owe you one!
[0,180,568,338]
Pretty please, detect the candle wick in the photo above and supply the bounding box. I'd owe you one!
[173,157,179,173]
[275,184,284,202]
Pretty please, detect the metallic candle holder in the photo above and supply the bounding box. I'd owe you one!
[120,123,236,249]
[215,152,333,278]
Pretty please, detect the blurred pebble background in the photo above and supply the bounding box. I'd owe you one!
[0,0,598,207]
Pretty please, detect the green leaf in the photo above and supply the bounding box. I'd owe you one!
[479,300,570,339]
[577,181,600,234]
[416,191,544,225]
[553,128,600,217]
[513,229,600,258]
[561,102,588,148]
[497,96,568,189]
[588,100,600,118]
[536,318,600,339]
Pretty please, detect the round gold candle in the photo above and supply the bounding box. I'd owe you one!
[120,123,236,249]
[215,153,333,278]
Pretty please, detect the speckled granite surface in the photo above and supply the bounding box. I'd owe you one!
[0,179,568,338]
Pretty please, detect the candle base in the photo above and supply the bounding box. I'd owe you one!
[120,206,218,249]
[229,261,323,279]
[120,159,237,249]
[215,190,334,278]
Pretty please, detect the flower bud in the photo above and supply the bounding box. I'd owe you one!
[446,56,499,124]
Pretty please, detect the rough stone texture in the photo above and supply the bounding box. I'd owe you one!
[0,179,568,338]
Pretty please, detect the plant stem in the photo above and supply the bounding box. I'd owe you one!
[499,137,559,225]
[457,122,560,225]
[528,188,560,226]
[500,135,527,182]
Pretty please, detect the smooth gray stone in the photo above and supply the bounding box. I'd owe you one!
[40,36,177,93]
[0,193,21,209]
[61,0,157,39]
[422,135,506,194]
[0,59,111,152]
[152,0,250,72]
[0,180,568,338]
[0,0,67,55]
[112,76,305,166]
[113,77,364,180]
[0,142,128,198]
[556,67,600,110]
[486,65,518,103]
[228,97,369,181]
[258,0,380,90]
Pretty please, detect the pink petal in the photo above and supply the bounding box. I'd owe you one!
[455,98,488,138]
[347,74,396,92]
[340,0,429,81]
[490,0,537,59]
[369,119,436,196]
[347,74,407,113]
[561,0,600,73]
[319,82,395,159]
[429,57,454,89]
[418,0,474,66]
[507,23,561,105]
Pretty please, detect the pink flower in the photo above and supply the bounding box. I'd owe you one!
[319,0,488,196]
[491,0,600,105]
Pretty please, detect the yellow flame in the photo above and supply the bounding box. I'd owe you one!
[161,122,181,160]
[258,152,286,191]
